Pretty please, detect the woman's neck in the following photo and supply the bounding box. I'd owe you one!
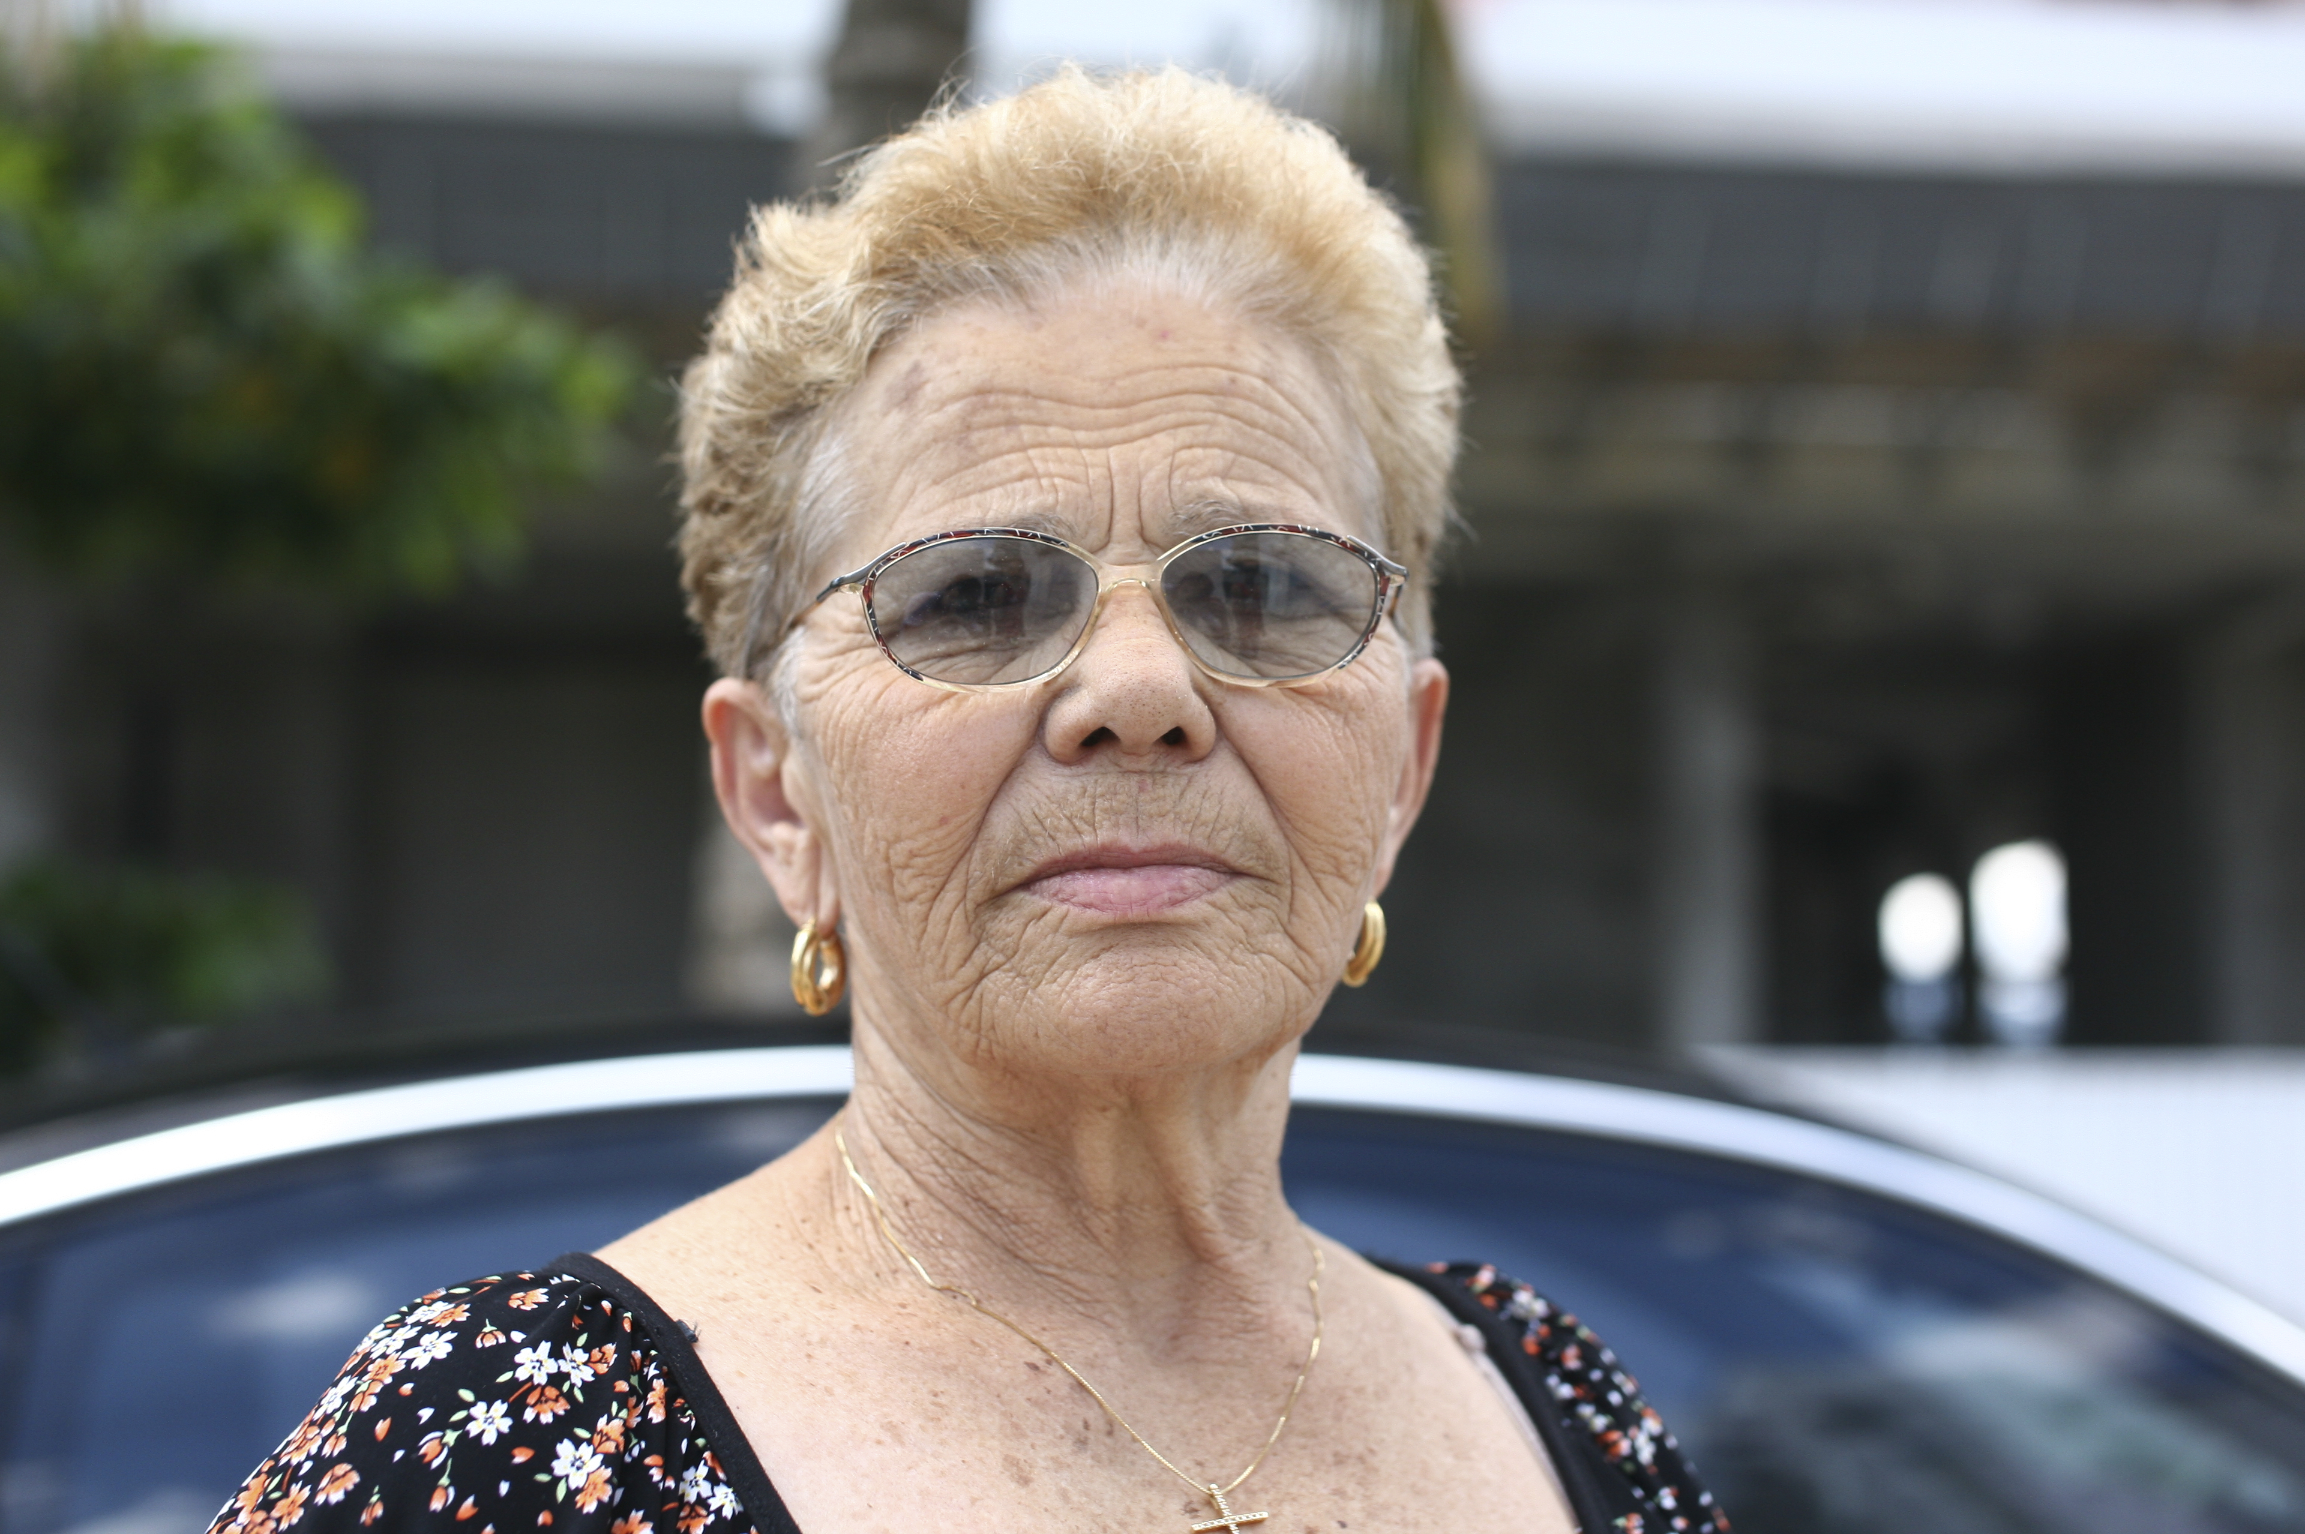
[811,1019,1311,1350]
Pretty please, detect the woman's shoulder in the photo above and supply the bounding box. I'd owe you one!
[1412,1260,1730,1534]
[211,1267,757,1534]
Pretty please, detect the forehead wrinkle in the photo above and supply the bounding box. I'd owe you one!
[889,339,1340,460]
[936,398,1317,467]
[868,434,1084,536]
[862,334,1371,554]
[923,351,1334,451]
[1152,436,1370,542]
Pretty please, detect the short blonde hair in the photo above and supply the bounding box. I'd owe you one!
[676,66,1462,680]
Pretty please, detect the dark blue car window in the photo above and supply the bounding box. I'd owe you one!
[0,1096,2300,1534]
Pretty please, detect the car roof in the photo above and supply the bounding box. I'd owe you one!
[2,1031,2303,1390]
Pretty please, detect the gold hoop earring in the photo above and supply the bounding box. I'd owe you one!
[1342,901,1386,987]
[791,918,846,1016]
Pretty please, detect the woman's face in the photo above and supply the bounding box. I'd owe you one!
[708,283,1447,1080]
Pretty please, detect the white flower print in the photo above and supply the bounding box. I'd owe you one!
[513,1342,559,1384]
[404,1331,456,1369]
[551,1435,606,1493]
[466,1400,513,1444]
[706,1482,740,1519]
[677,1462,714,1503]
[559,1344,598,1386]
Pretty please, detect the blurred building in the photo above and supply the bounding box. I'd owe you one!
[16,9,2305,1052]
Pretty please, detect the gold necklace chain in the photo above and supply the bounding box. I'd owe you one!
[834,1125,1324,1529]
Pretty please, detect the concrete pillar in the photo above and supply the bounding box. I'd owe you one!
[1652,588,1763,1048]
[2051,640,2208,1044]
[2193,599,2305,1044]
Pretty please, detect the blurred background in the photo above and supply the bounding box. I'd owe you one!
[3,0,2305,1314]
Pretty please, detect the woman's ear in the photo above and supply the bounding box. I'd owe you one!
[1371,656,1449,897]
[702,677,840,930]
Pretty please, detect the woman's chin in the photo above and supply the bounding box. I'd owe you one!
[945,950,1313,1079]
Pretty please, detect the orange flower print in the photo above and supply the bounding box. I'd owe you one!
[428,1485,454,1513]
[417,1433,449,1467]
[271,1485,309,1529]
[281,1418,324,1463]
[673,1504,710,1534]
[526,1385,571,1424]
[476,1324,508,1348]
[644,1379,669,1423]
[590,1418,626,1456]
[314,1463,360,1505]
[348,1357,403,1412]
[508,1288,549,1311]
[574,1470,614,1514]
[232,1473,272,1521]
[610,1516,653,1534]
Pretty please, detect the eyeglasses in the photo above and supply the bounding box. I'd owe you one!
[807,523,1408,692]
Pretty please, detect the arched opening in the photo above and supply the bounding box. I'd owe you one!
[1878,872,1963,1043]
[1971,840,2068,1047]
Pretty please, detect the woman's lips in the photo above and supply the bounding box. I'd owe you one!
[1017,846,1240,916]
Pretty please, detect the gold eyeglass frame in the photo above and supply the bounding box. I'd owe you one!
[805,522,1409,694]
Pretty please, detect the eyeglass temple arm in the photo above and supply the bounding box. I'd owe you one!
[784,567,873,637]
[1375,552,1408,619]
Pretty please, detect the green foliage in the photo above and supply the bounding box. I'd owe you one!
[0,29,639,596]
[0,855,329,1069]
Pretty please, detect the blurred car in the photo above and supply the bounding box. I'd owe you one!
[1,1035,2302,1534]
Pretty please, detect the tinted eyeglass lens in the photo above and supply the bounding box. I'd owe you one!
[1160,532,1380,679]
[867,536,1093,684]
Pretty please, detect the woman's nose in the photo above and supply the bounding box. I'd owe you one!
[1041,581,1217,763]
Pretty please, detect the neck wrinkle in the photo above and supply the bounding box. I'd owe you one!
[829,1020,1310,1354]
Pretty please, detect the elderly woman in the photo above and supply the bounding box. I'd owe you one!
[217,70,1724,1534]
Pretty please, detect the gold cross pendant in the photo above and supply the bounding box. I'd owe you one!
[1189,1485,1270,1534]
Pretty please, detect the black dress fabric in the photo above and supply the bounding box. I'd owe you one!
[211,1252,1728,1534]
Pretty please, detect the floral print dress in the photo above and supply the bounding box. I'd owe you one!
[211,1253,1726,1534]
